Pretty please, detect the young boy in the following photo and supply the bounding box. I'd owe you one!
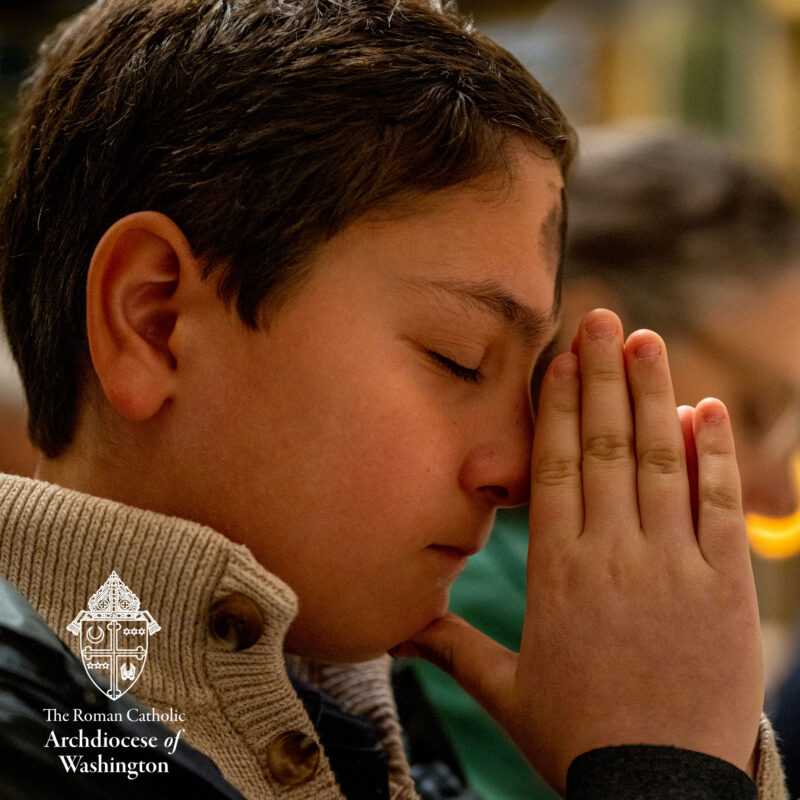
[0,1,785,798]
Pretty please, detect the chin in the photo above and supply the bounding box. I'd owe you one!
[284,620,396,663]
[285,633,399,664]
[383,596,452,658]
[285,597,450,664]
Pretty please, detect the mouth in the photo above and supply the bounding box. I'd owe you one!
[427,543,478,560]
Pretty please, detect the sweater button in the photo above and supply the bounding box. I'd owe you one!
[266,731,320,785]
[208,594,264,651]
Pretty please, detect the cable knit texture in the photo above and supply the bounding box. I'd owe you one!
[0,473,787,799]
[0,473,418,799]
[758,715,789,800]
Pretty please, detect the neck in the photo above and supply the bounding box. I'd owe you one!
[35,410,171,517]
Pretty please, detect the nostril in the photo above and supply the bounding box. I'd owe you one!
[482,485,509,501]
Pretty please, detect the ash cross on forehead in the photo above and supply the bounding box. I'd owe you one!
[398,190,565,348]
[541,187,567,312]
[541,189,566,277]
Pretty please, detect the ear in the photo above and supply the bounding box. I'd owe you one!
[86,211,199,421]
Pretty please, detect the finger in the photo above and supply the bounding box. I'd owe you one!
[677,405,698,531]
[403,612,517,725]
[693,398,749,570]
[623,330,693,544]
[577,309,637,533]
[530,353,583,546]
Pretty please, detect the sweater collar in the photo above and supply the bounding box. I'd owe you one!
[0,472,299,703]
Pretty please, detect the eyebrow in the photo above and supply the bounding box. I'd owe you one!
[400,276,557,347]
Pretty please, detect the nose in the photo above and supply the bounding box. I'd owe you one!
[459,394,533,509]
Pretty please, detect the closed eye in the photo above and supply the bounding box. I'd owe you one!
[426,351,483,384]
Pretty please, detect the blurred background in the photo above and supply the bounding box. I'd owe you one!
[471,0,800,191]
[1,1,800,796]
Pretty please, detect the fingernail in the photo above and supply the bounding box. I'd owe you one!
[552,355,578,378]
[701,403,726,425]
[585,319,617,339]
[633,340,662,359]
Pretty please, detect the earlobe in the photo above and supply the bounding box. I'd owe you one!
[87,211,197,421]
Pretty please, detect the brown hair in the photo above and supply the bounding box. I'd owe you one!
[565,128,800,330]
[0,0,575,457]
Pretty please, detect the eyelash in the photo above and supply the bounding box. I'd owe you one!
[427,351,483,384]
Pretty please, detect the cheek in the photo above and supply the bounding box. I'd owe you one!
[309,382,456,524]
[305,338,453,457]
[245,358,458,541]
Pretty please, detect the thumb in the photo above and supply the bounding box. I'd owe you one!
[399,612,518,721]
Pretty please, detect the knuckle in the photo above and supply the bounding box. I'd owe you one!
[637,444,684,475]
[582,433,633,464]
[701,438,735,458]
[606,553,634,593]
[532,452,582,487]
[640,372,671,392]
[548,393,579,414]
[584,364,623,383]
[701,481,741,514]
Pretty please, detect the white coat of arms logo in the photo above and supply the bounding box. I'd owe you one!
[67,571,160,701]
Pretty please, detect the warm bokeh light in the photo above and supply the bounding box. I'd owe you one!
[747,456,800,559]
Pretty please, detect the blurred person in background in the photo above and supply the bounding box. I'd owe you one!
[0,333,35,477]
[402,127,800,800]
[558,128,800,520]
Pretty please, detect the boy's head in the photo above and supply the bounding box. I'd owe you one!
[1,0,573,659]
[1,0,574,458]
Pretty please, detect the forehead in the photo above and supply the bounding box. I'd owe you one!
[347,146,565,303]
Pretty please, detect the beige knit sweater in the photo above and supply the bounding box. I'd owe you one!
[0,473,418,799]
[0,473,788,799]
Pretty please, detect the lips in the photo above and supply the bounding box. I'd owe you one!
[428,522,492,560]
[427,542,481,559]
